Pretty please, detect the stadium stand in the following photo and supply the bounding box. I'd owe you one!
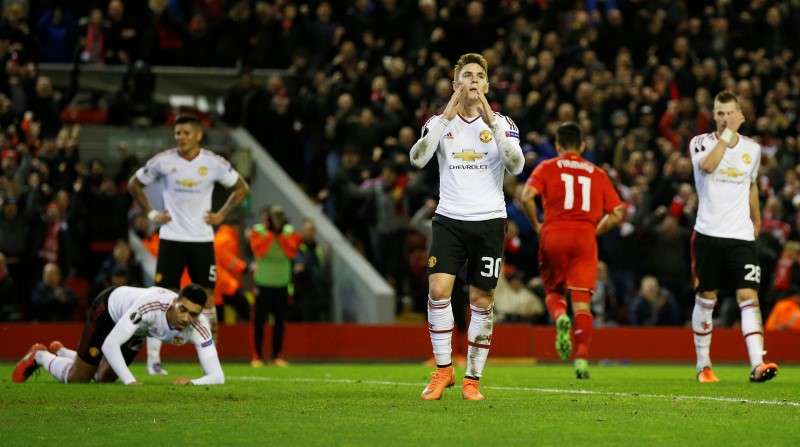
[1,0,800,333]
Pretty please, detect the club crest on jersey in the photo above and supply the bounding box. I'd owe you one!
[479,129,493,143]
[428,256,437,268]
[198,166,208,176]
[742,154,751,164]
[452,149,486,162]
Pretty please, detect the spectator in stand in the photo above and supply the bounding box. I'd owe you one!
[93,239,144,296]
[0,252,21,320]
[31,262,76,321]
[105,0,138,64]
[35,5,77,63]
[493,271,545,323]
[292,219,328,322]
[629,276,681,326]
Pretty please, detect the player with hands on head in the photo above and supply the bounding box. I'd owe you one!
[128,115,249,376]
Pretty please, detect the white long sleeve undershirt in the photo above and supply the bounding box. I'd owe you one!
[101,316,224,385]
[409,116,451,168]
[490,120,524,175]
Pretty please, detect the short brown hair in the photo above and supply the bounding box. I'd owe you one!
[453,53,488,80]
[714,90,740,107]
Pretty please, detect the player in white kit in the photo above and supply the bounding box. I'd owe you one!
[688,91,778,383]
[410,53,524,400]
[128,115,249,375]
[12,284,224,385]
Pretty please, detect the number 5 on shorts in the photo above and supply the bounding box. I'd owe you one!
[480,257,502,278]
[209,265,217,282]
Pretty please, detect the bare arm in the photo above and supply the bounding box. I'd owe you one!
[596,205,626,236]
[128,175,171,224]
[750,181,761,238]
[519,184,542,234]
[206,176,250,225]
[698,139,728,174]
[128,175,153,213]
[699,111,745,173]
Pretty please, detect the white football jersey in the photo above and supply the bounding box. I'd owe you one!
[423,113,521,221]
[107,286,214,348]
[136,148,239,242]
[690,132,760,241]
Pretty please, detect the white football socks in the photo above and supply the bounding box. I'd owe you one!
[692,295,715,371]
[147,337,162,367]
[739,299,765,369]
[466,304,493,379]
[57,346,76,359]
[427,296,454,367]
[35,350,73,384]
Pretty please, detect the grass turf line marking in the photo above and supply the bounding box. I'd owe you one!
[230,376,800,408]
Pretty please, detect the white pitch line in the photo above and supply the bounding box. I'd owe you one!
[230,375,800,408]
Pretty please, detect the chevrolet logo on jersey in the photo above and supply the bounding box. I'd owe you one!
[452,149,486,162]
[176,178,200,188]
[719,167,745,178]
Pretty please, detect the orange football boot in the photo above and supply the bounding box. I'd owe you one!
[750,362,779,383]
[461,377,485,400]
[421,366,455,400]
[48,340,64,355]
[11,343,46,383]
[696,366,720,383]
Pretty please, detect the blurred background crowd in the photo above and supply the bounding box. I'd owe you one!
[1,0,800,330]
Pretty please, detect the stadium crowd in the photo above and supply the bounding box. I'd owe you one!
[1,1,800,329]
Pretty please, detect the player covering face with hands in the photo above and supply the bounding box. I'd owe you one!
[410,53,524,400]
[689,90,778,383]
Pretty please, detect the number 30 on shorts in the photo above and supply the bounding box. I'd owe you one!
[480,257,502,278]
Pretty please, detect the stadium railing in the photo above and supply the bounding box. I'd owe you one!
[231,129,395,323]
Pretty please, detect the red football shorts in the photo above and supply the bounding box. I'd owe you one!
[538,225,598,295]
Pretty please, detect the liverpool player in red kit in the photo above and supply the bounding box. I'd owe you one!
[520,122,625,378]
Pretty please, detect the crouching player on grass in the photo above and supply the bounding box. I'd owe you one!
[12,284,224,385]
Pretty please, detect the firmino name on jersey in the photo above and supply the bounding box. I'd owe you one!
[557,159,594,173]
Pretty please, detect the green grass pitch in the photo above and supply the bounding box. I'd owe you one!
[1,362,798,446]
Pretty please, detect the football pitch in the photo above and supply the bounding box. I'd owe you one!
[2,363,798,446]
